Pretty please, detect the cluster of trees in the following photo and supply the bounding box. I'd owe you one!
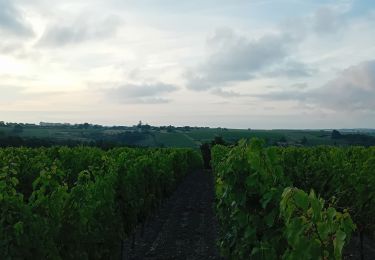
[332,130,375,146]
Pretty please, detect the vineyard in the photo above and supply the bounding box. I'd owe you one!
[1,140,375,259]
[0,146,202,259]
[212,139,375,259]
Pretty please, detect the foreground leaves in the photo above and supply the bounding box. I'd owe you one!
[212,139,362,260]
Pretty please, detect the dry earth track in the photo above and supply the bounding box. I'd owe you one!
[123,170,222,260]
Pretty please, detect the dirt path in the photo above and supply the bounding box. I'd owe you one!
[344,234,375,260]
[123,170,222,260]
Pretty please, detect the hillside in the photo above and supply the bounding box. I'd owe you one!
[1,123,375,148]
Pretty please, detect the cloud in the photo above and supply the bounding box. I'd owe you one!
[38,16,121,47]
[184,4,352,92]
[0,85,26,101]
[290,83,308,89]
[279,4,351,43]
[125,97,172,104]
[263,60,316,78]
[0,41,22,55]
[211,88,243,98]
[0,0,34,37]
[313,7,344,34]
[185,28,294,91]
[104,82,178,104]
[0,85,69,102]
[258,60,375,112]
[313,60,375,111]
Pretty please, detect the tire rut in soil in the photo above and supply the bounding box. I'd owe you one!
[123,170,221,260]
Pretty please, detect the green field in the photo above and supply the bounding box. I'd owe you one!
[0,124,373,148]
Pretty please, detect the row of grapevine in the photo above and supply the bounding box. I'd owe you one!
[211,139,361,259]
[0,146,203,259]
[277,145,375,259]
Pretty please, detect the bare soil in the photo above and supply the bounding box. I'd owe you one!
[344,234,375,260]
[123,170,222,260]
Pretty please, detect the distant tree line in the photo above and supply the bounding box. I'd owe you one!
[331,130,375,146]
[0,120,222,132]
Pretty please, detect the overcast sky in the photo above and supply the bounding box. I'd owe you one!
[1,0,374,129]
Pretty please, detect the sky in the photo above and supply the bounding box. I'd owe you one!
[0,0,375,129]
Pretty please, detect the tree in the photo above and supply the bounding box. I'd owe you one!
[331,130,342,139]
[211,136,226,146]
[166,125,174,133]
[200,143,211,169]
[141,124,151,131]
[12,124,23,134]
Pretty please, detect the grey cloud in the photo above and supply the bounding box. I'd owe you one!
[279,5,348,42]
[313,7,345,34]
[186,29,293,91]
[0,40,41,59]
[280,17,308,41]
[290,83,308,89]
[258,60,375,112]
[0,85,26,101]
[38,16,121,47]
[264,60,316,78]
[0,41,23,56]
[257,90,307,102]
[0,42,20,53]
[211,88,243,98]
[283,6,347,37]
[0,85,68,102]
[113,0,267,14]
[312,60,375,111]
[0,0,34,37]
[105,82,178,104]
[0,74,38,83]
[184,6,349,92]
[125,97,172,104]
